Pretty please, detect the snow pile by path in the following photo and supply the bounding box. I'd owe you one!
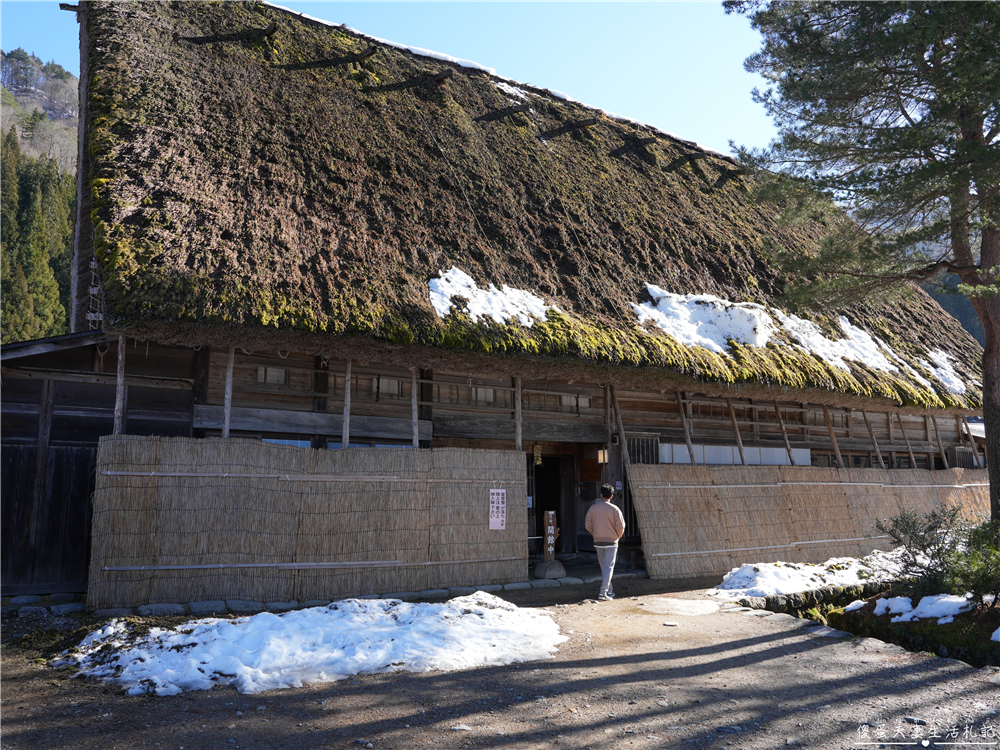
[631,286,776,354]
[55,593,567,697]
[429,267,555,327]
[863,594,974,625]
[706,548,906,599]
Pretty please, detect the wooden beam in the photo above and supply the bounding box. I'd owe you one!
[431,69,453,85]
[411,368,419,448]
[434,413,606,443]
[343,359,352,446]
[678,392,697,464]
[357,46,378,65]
[611,385,631,465]
[773,400,796,466]
[862,410,886,469]
[822,405,845,468]
[726,398,747,465]
[194,405,432,441]
[931,414,949,468]
[113,335,126,435]
[886,411,894,443]
[222,345,235,438]
[514,376,523,451]
[896,411,917,468]
[962,416,984,469]
[1,366,193,390]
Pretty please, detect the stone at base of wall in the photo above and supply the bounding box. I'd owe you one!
[137,603,187,617]
[17,568,650,619]
[533,560,566,579]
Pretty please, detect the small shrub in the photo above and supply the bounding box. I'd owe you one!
[873,507,999,605]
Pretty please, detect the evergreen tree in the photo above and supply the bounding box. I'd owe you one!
[727,1,1000,522]
[0,124,73,343]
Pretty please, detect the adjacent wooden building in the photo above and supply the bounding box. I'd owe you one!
[1,1,989,604]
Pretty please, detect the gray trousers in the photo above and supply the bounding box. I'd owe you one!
[595,544,618,597]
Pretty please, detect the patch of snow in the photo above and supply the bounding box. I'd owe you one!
[992,626,1000,643]
[56,593,566,696]
[843,600,866,612]
[873,596,914,617]
[886,594,973,625]
[429,267,554,327]
[632,286,776,354]
[706,550,902,599]
[773,312,900,374]
[495,82,528,101]
[917,350,967,395]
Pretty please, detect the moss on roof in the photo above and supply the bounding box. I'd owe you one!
[83,0,982,410]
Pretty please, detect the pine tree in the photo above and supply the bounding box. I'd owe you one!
[727,1,1000,522]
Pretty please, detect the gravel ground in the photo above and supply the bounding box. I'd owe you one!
[2,578,998,750]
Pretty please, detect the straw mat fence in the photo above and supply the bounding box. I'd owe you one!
[627,464,991,581]
[88,436,526,609]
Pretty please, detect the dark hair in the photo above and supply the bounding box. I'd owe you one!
[600,483,614,499]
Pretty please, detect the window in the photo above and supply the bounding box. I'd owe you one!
[257,366,287,385]
[263,438,311,448]
[560,394,591,409]
[850,455,871,469]
[372,377,401,399]
[471,387,495,405]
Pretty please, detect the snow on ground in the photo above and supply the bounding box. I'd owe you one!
[709,549,993,632]
[55,593,566,697]
[428,267,555,327]
[705,548,905,600]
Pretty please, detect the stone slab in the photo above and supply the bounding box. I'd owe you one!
[226,600,265,614]
[476,584,504,593]
[265,601,298,612]
[534,560,566,579]
[301,600,332,608]
[356,594,380,600]
[557,577,584,586]
[448,587,478,597]
[503,582,532,591]
[10,595,42,605]
[529,579,561,588]
[51,603,87,615]
[189,600,228,616]
[94,608,135,618]
[382,592,419,602]
[137,603,187,617]
[418,589,451,599]
[50,593,78,604]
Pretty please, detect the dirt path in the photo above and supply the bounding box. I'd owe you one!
[3,579,998,750]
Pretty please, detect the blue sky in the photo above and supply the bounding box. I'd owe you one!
[0,1,777,154]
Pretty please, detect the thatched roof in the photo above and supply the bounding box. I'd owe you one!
[78,1,983,411]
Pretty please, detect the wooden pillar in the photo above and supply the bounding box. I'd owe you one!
[611,385,631,465]
[678,391,697,464]
[411,368,420,448]
[31,379,55,553]
[862,410,885,469]
[930,414,949,469]
[774,400,796,466]
[113,335,126,435]
[886,411,894,443]
[726,398,747,465]
[222,345,235,438]
[962,416,984,469]
[896,411,917,468]
[514,376,523,451]
[342,359,352,447]
[822,404,845,468]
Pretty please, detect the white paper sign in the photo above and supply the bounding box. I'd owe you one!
[526,495,533,508]
[489,489,507,530]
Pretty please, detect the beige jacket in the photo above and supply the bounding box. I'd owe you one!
[585,499,625,545]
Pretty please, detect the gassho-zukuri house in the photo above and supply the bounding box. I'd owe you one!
[0,1,990,610]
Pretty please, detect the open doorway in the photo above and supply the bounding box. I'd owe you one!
[528,454,576,554]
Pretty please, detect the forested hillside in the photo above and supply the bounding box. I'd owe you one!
[1,49,78,344]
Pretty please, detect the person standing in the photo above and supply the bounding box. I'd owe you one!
[585,483,625,601]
